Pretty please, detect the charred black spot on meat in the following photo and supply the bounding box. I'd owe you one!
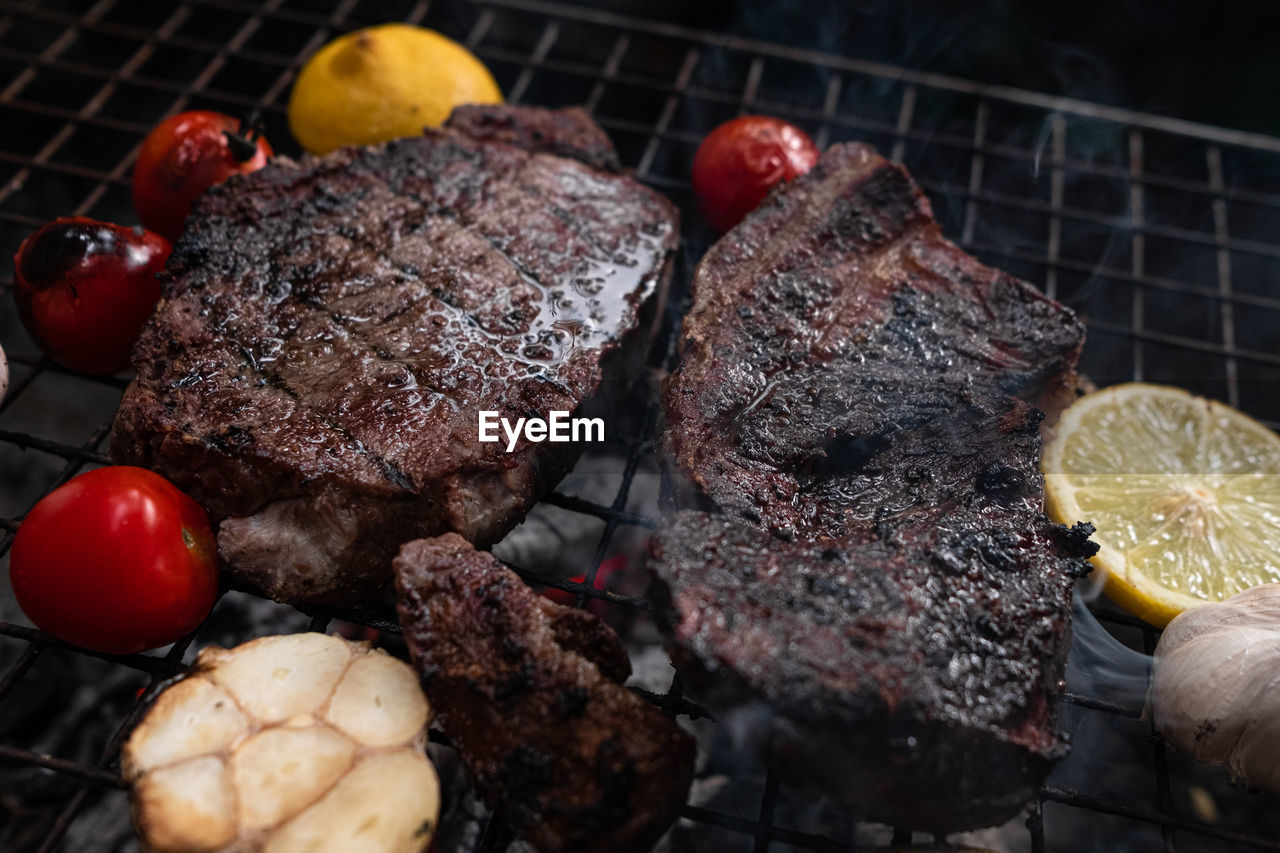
[978,462,1028,502]
[810,431,890,477]
[494,664,535,702]
[806,574,866,609]
[1060,521,1101,561]
[933,529,1024,576]
[559,685,590,716]
[817,164,929,253]
[501,745,553,820]
[583,738,636,828]
[971,612,1006,640]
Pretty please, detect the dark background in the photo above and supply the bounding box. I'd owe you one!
[476,0,1280,137]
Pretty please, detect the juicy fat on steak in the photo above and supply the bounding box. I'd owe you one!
[649,143,1097,831]
[395,534,695,853]
[111,105,677,605]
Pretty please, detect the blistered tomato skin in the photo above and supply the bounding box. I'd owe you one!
[13,218,171,375]
[692,116,820,233]
[9,466,218,655]
[132,110,271,242]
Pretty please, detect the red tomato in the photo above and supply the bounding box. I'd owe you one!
[9,467,218,654]
[132,110,272,242]
[692,116,820,233]
[13,217,171,375]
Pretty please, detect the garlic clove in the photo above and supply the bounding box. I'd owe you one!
[1151,583,1280,794]
[264,749,440,853]
[132,756,237,853]
[201,633,352,723]
[1159,587,1280,651]
[324,650,429,747]
[1153,627,1275,762]
[1228,670,1280,790]
[232,724,356,832]
[122,676,248,776]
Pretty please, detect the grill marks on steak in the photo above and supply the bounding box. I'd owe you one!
[112,106,677,605]
[650,143,1096,831]
[394,534,695,853]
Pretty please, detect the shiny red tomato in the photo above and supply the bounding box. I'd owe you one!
[13,217,171,375]
[692,116,820,233]
[132,110,272,242]
[10,467,218,654]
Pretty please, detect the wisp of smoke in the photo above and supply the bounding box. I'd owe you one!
[1066,590,1151,711]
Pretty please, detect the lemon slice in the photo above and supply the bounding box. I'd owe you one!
[1042,383,1280,627]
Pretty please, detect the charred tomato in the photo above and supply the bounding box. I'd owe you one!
[9,466,218,654]
[692,116,820,233]
[13,217,171,374]
[132,110,272,242]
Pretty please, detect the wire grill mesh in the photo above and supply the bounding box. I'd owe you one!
[1,1,1279,851]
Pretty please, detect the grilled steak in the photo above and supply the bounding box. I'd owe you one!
[649,143,1097,831]
[395,534,695,853]
[111,105,677,605]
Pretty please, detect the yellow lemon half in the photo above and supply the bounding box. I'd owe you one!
[288,23,502,155]
[1043,383,1280,628]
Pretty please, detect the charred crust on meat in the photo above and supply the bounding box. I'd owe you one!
[493,663,536,702]
[817,164,931,252]
[444,104,622,173]
[651,142,1093,832]
[500,744,553,828]
[810,432,890,477]
[111,105,678,606]
[394,535,694,853]
[559,685,590,716]
[1061,521,1101,561]
[977,462,1028,502]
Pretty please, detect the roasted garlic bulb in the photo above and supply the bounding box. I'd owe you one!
[1150,583,1280,793]
[122,632,439,853]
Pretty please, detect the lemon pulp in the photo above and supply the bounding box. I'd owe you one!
[1042,383,1280,627]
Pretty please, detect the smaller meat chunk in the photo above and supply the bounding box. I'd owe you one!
[394,534,694,853]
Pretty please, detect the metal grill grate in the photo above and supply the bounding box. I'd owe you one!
[1,1,1279,851]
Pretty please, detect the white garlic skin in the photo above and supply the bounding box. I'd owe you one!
[1150,583,1280,792]
[123,633,438,853]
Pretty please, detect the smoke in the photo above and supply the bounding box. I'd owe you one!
[1066,592,1152,709]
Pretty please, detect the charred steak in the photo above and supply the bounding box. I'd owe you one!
[395,534,695,852]
[649,143,1097,831]
[112,105,677,605]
